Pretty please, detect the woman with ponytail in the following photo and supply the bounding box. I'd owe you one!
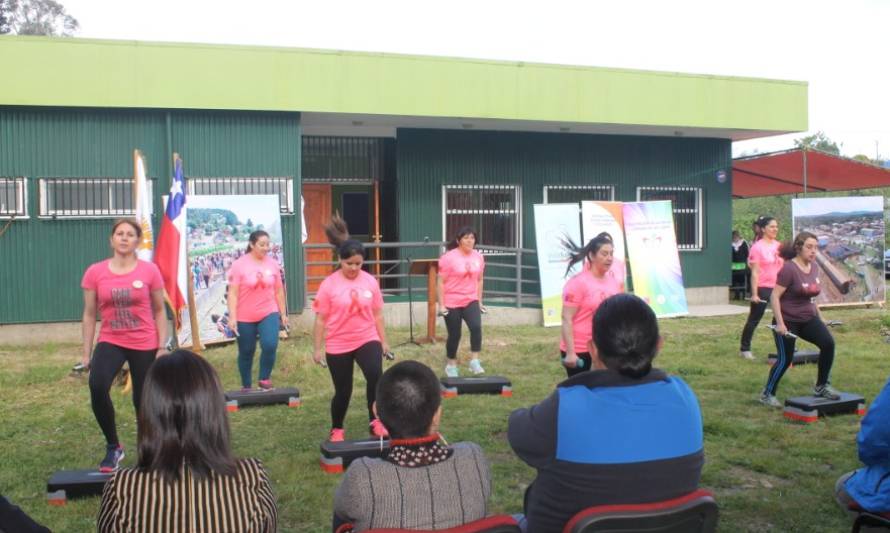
[313,216,390,442]
[739,215,783,360]
[558,232,624,377]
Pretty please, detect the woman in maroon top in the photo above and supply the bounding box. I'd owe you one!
[760,231,840,407]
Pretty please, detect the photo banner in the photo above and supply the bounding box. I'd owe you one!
[622,201,688,317]
[178,195,285,347]
[581,201,627,284]
[533,203,582,327]
[791,196,885,305]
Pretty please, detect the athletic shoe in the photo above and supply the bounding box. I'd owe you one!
[469,359,485,375]
[814,384,841,400]
[329,428,345,442]
[369,418,389,438]
[258,379,274,391]
[445,364,459,378]
[739,350,755,360]
[99,444,125,473]
[240,386,253,393]
[759,392,782,408]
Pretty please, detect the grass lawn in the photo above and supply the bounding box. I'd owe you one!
[2,306,889,532]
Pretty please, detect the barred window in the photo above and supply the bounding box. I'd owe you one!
[637,186,703,250]
[188,178,294,214]
[0,177,27,218]
[543,185,614,204]
[39,178,153,218]
[443,185,521,248]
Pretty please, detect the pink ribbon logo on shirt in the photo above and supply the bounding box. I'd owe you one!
[255,271,266,289]
[463,262,474,278]
[348,289,361,314]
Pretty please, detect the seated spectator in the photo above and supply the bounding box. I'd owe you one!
[508,293,704,533]
[333,360,491,531]
[836,375,890,515]
[97,350,277,532]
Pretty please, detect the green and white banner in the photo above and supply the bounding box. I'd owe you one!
[533,203,582,327]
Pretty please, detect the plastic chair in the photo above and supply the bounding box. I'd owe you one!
[562,489,718,533]
[338,514,521,533]
[848,502,890,532]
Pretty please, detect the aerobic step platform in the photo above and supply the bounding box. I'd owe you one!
[47,470,112,505]
[767,350,820,366]
[783,393,866,423]
[320,438,391,474]
[224,387,301,412]
[440,376,512,398]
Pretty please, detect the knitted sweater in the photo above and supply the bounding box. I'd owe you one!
[333,441,491,531]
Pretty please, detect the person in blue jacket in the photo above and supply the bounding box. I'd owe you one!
[507,293,704,533]
[836,376,890,514]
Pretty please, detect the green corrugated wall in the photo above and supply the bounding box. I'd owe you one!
[396,128,733,292]
[0,107,302,324]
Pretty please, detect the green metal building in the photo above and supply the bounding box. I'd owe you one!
[0,36,807,324]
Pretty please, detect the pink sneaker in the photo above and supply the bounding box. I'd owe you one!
[369,418,389,438]
[258,379,273,391]
[329,428,345,442]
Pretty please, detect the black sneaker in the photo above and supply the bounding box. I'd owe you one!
[99,444,124,473]
[814,384,841,400]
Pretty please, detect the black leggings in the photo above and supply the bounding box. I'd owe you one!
[326,341,383,429]
[764,317,835,396]
[444,301,482,359]
[89,342,156,445]
[560,350,593,378]
[740,287,773,351]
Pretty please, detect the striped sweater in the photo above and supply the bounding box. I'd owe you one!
[97,458,277,533]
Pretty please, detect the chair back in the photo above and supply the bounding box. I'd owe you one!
[562,490,718,533]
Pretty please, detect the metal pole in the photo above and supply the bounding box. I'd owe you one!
[802,148,808,197]
[515,248,522,308]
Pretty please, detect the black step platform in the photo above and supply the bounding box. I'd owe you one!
[224,387,301,412]
[47,469,112,505]
[767,350,820,366]
[783,393,866,423]
[320,438,391,473]
[440,376,512,398]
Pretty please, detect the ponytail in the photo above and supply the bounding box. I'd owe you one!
[324,214,364,259]
[561,232,614,278]
[779,231,816,260]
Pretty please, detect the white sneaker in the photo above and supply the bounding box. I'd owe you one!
[445,364,459,378]
[468,359,485,375]
[739,350,755,360]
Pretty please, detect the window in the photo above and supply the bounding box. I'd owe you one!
[0,177,27,218]
[543,185,614,204]
[443,185,521,248]
[637,186,703,250]
[39,178,152,218]
[189,177,294,214]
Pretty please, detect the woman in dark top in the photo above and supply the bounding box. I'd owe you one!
[760,231,840,408]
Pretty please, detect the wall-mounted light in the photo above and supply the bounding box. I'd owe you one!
[559,127,571,133]
[352,120,364,126]
[461,123,474,129]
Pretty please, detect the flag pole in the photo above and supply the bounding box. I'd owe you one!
[187,268,204,353]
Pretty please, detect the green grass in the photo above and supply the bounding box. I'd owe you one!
[2,307,889,532]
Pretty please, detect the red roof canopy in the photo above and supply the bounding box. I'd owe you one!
[732,148,890,198]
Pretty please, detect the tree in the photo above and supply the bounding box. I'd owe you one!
[793,131,840,155]
[0,0,79,36]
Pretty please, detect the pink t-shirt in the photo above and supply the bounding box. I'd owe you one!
[312,270,384,355]
[438,248,485,309]
[560,269,623,353]
[748,239,784,288]
[81,259,163,351]
[227,254,283,323]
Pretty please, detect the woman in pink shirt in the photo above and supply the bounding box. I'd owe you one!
[81,218,168,473]
[559,232,625,377]
[313,217,390,442]
[437,227,486,377]
[739,216,783,359]
[227,230,288,392]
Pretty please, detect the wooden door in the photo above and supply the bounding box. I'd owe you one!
[302,184,333,292]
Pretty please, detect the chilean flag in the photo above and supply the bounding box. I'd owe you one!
[155,155,187,327]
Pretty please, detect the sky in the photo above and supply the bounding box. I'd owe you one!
[793,196,884,217]
[59,0,890,160]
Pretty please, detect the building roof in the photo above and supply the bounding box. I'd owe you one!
[1,36,807,139]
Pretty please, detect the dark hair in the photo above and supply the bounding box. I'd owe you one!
[593,294,659,379]
[375,361,442,439]
[446,226,478,251]
[779,231,817,260]
[561,232,614,277]
[111,218,142,239]
[245,230,270,253]
[754,216,776,229]
[324,214,365,260]
[137,350,237,482]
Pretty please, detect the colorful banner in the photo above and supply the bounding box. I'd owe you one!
[622,201,688,317]
[581,201,627,284]
[792,196,885,305]
[533,203,582,327]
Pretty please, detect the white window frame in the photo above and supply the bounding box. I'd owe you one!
[188,177,295,214]
[543,185,614,204]
[442,184,522,251]
[636,186,703,251]
[0,177,28,219]
[39,178,153,218]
